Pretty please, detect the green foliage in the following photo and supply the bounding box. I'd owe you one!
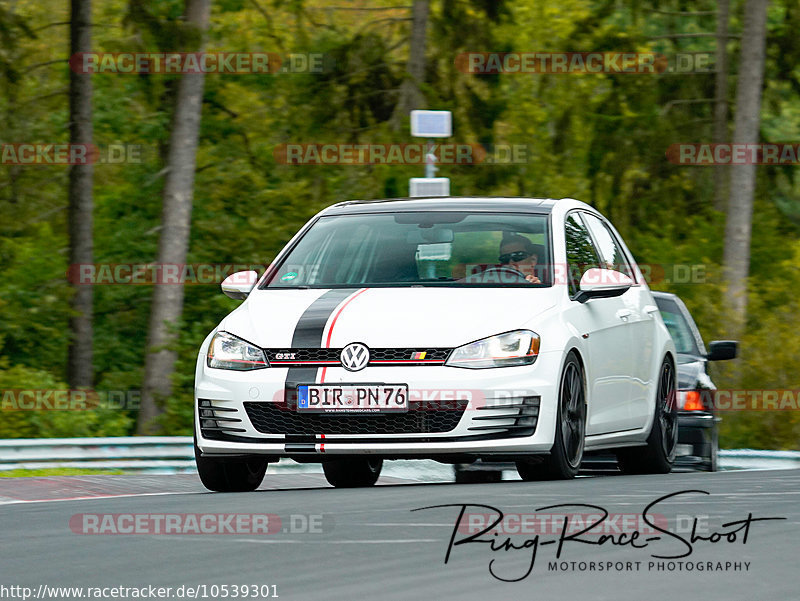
[0,468,125,477]
[0,365,133,438]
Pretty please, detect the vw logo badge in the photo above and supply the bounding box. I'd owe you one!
[340,343,370,372]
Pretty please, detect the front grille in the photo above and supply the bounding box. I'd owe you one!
[264,347,451,367]
[244,400,467,435]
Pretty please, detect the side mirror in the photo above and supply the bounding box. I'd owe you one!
[221,270,258,300]
[707,340,738,361]
[574,268,633,303]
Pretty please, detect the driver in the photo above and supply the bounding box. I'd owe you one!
[499,234,542,284]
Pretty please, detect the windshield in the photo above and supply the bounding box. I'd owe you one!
[262,211,551,288]
[655,296,700,355]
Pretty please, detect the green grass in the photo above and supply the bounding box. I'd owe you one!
[0,468,125,477]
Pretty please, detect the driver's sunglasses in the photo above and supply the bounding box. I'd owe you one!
[499,250,532,264]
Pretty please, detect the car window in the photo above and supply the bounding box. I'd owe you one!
[263,212,551,288]
[582,212,633,278]
[655,297,700,355]
[564,213,602,296]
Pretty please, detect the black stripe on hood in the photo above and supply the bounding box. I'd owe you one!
[284,288,358,394]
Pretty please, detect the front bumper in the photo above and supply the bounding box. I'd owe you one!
[195,350,563,458]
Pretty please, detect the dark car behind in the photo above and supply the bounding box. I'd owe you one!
[651,292,737,471]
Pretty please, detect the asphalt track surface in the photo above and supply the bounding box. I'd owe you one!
[1,468,798,601]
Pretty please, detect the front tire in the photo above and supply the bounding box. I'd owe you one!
[323,458,383,488]
[194,438,268,492]
[517,352,586,480]
[616,357,678,474]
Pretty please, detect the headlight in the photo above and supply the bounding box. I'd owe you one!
[445,330,540,369]
[207,331,268,370]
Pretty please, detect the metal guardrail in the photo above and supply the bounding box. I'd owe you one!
[0,437,799,473]
[718,449,800,470]
[0,437,195,472]
[719,449,800,459]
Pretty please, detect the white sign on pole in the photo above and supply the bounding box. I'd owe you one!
[409,177,450,197]
[410,110,452,138]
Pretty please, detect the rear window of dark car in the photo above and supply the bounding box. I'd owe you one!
[655,296,700,355]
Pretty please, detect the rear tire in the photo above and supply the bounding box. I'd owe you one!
[616,357,677,474]
[194,438,268,492]
[323,458,383,488]
[517,352,586,480]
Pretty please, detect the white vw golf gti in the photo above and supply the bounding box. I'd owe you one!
[195,197,677,490]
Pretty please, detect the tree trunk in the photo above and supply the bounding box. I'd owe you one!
[137,0,211,434]
[67,0,94,388]
[722,0,768,334]
[712,0,730,213]
[391,0,429,127]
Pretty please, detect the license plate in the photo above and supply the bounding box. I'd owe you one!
[297,384,408,413]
